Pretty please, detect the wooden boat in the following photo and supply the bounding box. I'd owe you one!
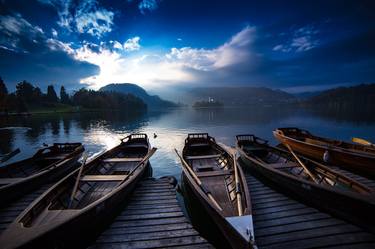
[236,134,375,232]
[0,134,156,249]
[0,143,84,205]
[176,133,255,249]
[273,127,375,177]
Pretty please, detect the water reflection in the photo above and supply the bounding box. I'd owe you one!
[1,106,375,178]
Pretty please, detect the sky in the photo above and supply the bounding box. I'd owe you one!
[0,0,374,95]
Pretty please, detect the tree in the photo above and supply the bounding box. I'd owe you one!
[46,85,58,102]
[0,77,8,112]
[60,86,70,104]
[0,77,8,96]
[16,81,34,103]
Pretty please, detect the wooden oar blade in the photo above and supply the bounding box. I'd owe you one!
[352,137,372,146]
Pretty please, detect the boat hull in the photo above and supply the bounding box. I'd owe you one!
[0,147,83,205]
[274,131,375,178]
[3,162,151,249]
[238,148,375,233]
[181,169,250,249]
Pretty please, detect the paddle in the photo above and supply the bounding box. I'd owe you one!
[68,153,88,208]
[174,149,223,211]
[0,148,20,163]
[118,147,157,185]
[232,150,243,216]
[352,137,373,146]
[284,144,319,184]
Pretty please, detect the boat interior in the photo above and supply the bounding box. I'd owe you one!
[237,135,372,195]
[0,143,81,185]
[277,128,375,153]
[184,134,241,217]
[20,135,149,228]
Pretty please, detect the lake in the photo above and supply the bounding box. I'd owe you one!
[1,106,375,180]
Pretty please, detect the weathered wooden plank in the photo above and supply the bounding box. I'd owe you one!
[116,211,184,221]
[258,223,362,245]
[254,202,307,214]
[256,218,345,237]
[121,206,181,215]
[255,213,331,228]
[264,232,375,249]
[97,229,199,243]
[254,207,318,221]
[102,222,192,236]
[254,199,298,209]
[91,235,210,249]
[109,217,188,229]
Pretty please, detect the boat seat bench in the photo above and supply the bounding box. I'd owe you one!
[0,177,25,185]
[102,158,143,163]
[186,154,221,160]
[268,161,299,169]
[80,175,127,181]
[197,170,233,178]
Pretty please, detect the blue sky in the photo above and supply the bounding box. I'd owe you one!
[0,0,374,94]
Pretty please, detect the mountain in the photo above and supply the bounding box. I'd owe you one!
[186,87,296,106]
[293,91,323,99]
[99,83,177,109]
[304,83,375,109]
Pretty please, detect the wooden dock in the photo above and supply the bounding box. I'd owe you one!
[246,170,375,249]
[89,177,213,249]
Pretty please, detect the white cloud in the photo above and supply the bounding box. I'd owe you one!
[38,0,114,38]
[123,37,141,51]
[274,25,319,53]
[62,26,256,89]
[113,40,123,50]
[166,26,255,70]
[51,28,58,37]
[138,0,159,14]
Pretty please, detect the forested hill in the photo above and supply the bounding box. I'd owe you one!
[187,87,296,106]
[304,84,375,109]
[100,83,177,109]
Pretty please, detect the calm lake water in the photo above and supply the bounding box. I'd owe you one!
[1,106,375,179]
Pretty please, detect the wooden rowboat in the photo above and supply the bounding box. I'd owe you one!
[0,143,84,205]
[236,134,375,232]
[0,134,156,249]
[176,133,255,249]
[273,127,375,177]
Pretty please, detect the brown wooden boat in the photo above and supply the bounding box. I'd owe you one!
[273,127,375,177]
[176,133,255,249]
[236,134,375,232]
[0,143,84,205]
[0,134,156,249]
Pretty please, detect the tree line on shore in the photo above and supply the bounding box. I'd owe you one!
[0,78,147,114]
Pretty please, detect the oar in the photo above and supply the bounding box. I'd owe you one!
[119,147,157,185]
[232,151,243,216]
[68,153,88,208]
[0,148,20,163]
[284,144,319,184]
[352,137,373,146]
[174,149,223,211]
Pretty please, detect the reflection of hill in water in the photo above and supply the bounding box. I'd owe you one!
[305,105,375,124]
[190,106,297,125]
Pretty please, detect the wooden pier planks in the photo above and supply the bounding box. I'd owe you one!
[0,184,52,234]
[246,173,375,249]
[90,178,213,249]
